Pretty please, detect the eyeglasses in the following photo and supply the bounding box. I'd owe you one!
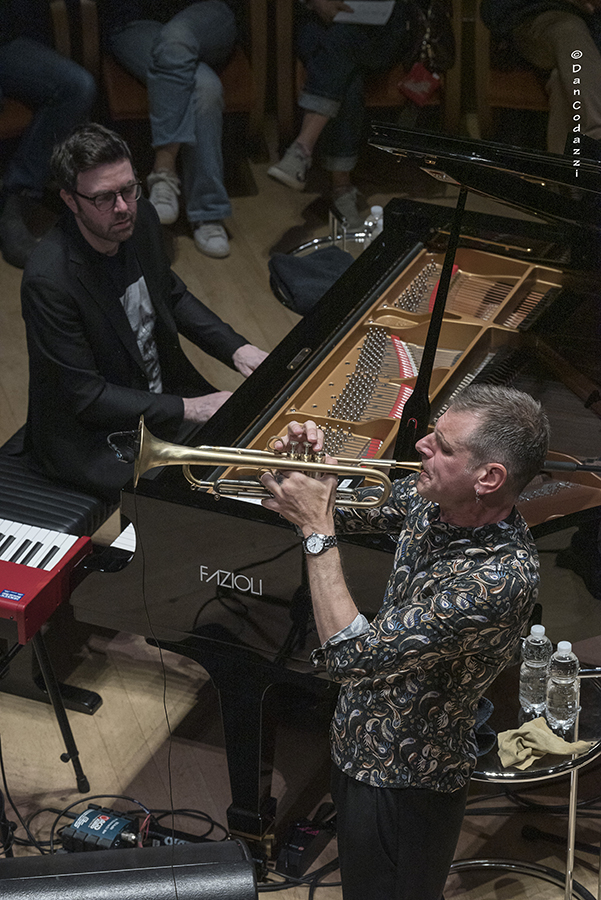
[73,182,142,211]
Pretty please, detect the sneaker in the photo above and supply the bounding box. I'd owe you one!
[194,221,230,258]
[0,193,39,268]
[332,185,364,230]
[147,169,180,225]
[267,142,311,191]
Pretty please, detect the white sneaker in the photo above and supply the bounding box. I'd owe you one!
[147,169,180,225]
[194,221,230,258]
[267,142,311,191]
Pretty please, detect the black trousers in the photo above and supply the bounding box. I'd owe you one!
[331,766,470,900]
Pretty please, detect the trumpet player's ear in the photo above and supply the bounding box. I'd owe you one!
[475,462,507,496]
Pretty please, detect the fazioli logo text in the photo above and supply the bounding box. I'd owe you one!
[199,565,263,595]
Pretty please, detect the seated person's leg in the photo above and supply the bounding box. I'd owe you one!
[146,1,236,256]
[269,4,415,206]
[514,11,601,152]
[0,37,96,267]
[320,71,365,228]
[108,21,183,223]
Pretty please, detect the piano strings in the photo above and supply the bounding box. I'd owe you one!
[390,260,518,320]
[499,288,547,328]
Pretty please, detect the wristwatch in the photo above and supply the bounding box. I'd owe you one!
[302,532,338,556]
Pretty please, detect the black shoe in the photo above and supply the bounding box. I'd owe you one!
[0,193,40,268]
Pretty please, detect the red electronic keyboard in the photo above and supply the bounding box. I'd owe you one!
[0,518,91,645]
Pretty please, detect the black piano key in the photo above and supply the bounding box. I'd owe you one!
[36,544,60,569]
[0,534,16,557]
[21,541,44,566]
[9,539,32,564]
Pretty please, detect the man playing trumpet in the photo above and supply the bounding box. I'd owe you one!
[260,383,550,900]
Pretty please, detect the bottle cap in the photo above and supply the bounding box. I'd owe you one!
[531,624,545,636]
[371,205,384,216]
[557,640,572,652]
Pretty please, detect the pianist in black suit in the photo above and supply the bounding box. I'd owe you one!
[261,385,550,900]
[21,123,267,501]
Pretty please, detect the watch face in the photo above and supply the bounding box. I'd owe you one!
[306,534,323,553]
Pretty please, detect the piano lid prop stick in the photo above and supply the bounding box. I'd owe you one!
[429,264,459,313]
[391,186,469,475]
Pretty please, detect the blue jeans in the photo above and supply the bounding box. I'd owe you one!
[109,0,237,224]
[296,3,415,171]
[0,38,96,196]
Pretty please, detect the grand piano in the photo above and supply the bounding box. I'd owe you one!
[71,128,601,847]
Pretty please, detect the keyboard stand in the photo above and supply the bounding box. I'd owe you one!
[0,633,91,793]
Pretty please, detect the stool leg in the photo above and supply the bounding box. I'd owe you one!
[31,632,90,793]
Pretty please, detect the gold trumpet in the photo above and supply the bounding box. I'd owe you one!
[133,417,422,508]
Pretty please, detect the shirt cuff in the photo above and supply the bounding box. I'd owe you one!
[310,613,370,667]
[325,613,370,647]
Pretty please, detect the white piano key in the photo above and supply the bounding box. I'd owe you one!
[38,533,79,571]
[0,522,30,561]
[0,520,79,569]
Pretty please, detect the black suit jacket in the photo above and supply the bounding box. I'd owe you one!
[21,198,247,498]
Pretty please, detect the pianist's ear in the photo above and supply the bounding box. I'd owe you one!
[60,189,79,215]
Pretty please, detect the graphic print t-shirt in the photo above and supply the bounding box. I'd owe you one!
[103,242,163,392]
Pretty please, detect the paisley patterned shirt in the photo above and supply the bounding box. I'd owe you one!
[312,473,539,792]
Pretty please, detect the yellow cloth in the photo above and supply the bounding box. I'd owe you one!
[497,717,594,770]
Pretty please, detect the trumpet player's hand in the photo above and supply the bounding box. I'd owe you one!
[271,419,325,455]
[260,454,338,535]
[182,391,232,424]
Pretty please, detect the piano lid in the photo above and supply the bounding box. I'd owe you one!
[369,126,601,232]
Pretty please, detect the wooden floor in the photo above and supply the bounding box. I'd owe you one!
[1,119,600,899]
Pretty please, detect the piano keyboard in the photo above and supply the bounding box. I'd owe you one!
[0,518,80,571]
[0,519,91,644]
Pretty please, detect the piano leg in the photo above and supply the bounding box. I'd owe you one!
[30,632,90,794]
[150,636,333,843]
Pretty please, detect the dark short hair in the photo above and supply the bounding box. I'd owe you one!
[449,384,550,495]
[51,123,134,192]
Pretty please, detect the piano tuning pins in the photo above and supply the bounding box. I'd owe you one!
[328,326,391,422]
[393,261,440,312]
[323,424,355,456]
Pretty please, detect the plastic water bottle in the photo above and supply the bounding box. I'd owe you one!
[363,205,384,246]
[545,641,580,731]
[518,624,553,715]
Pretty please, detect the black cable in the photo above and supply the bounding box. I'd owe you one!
[258,858,341,894]
[0,736,47,856]
[308,859,342,899]
[0,787,15,857]
[149,807,228,841]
